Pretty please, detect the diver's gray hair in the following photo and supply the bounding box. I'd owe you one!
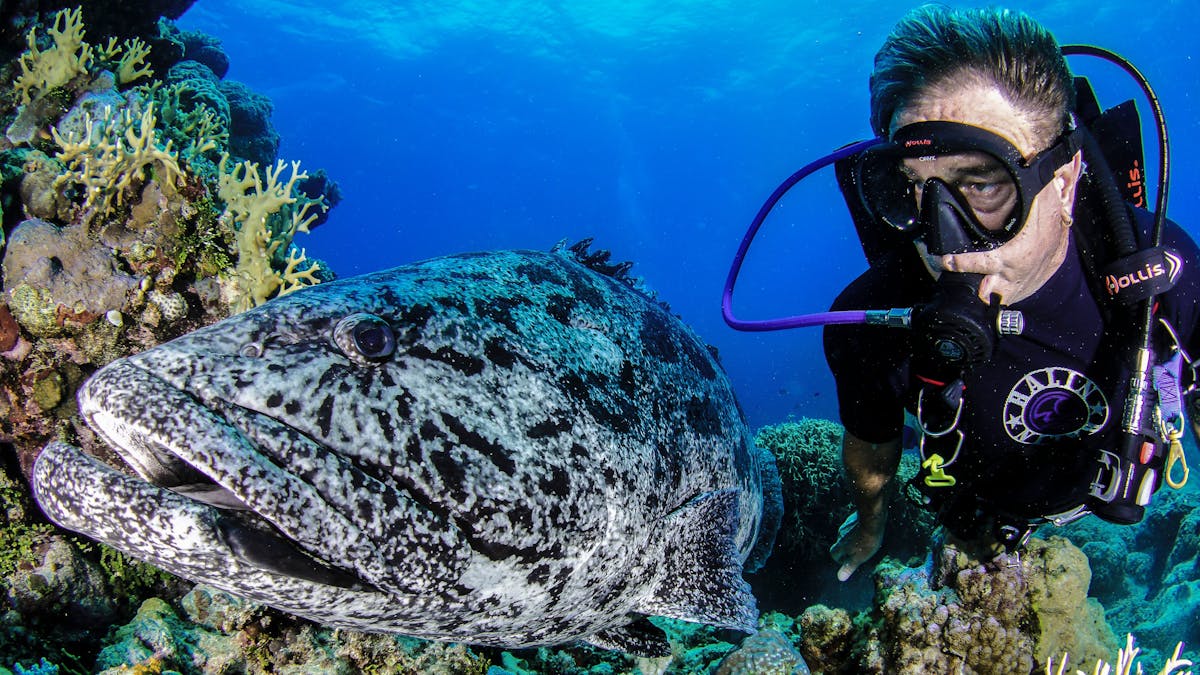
[869,5,1074,149]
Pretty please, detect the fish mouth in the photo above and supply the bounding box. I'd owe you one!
[71,358,374,591]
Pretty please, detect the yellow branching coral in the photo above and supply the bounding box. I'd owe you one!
[1046,634,1193,675]
[14,7,93,103]
[145,81,228,162]
[51,103,185,218]
[217,154,325,311]
[15,6,156,103]
[98,36,154,85]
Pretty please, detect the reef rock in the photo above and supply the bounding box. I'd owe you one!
[6,535,119,643]
[2,219,138,338]
[716,629,809,675]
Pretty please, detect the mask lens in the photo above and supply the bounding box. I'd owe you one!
[856,141,1023,248]
[856,151,922,233]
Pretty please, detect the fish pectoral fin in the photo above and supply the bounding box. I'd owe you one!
[640,489,758,633]
[217,514,377,592]
[584,616,671,657]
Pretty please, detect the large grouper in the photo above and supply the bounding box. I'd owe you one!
[32,240,783,656]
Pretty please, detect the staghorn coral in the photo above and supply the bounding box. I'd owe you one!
[13,7,167,106]
[51,103,186,220]
[216,153,326,311]
[95,36,155,86]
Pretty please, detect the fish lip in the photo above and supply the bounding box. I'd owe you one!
[77,357,376,589]
[80,358,257,508]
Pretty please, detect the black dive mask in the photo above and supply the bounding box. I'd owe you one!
[855,121,1082,255]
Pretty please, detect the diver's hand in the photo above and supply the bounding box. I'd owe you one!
[830,510,885,581]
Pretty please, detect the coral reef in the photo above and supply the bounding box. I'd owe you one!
[750,418,937,612]
[754,419,936,566]
[793,537,1120,674]
[86,586,494,674]
[0,5,339,480]
[1057,485,1200,666]
[0,5,339,670]
[0,5,1191,675]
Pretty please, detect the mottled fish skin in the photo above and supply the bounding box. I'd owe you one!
[33,247,782,655]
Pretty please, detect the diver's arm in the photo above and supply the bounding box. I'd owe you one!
[830,431,901,581]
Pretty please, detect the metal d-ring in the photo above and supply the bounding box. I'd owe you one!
[916,387,964,438]
[919,428,964,468]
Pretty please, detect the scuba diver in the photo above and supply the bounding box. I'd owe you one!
[722,5,1200,579]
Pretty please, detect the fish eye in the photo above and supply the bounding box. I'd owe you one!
[333,313,396,362]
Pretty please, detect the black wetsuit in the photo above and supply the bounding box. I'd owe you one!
[824,208,1200,531]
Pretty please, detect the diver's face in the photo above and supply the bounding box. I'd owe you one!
[899,152,1019,233]
[892,80,1082,305]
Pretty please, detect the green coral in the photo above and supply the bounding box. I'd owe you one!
[753,418,935,566]
[94,545,178,610]
[0,471,54,579]
[143,81,229,165]
[172,196,233,277]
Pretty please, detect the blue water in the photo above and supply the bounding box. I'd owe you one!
[176,1,1200,431]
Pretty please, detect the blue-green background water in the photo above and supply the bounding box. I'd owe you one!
[175,1,1199,431]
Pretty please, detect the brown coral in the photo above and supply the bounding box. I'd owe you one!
[0,304,19,352]
[860,537,1118,674]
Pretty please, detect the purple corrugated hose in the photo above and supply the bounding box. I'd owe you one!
[722,137,881,331]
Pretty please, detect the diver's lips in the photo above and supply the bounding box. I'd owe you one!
[68,360,374,590]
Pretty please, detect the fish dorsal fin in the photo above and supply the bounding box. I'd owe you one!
[584,616,671,657]
[639,489,758,633]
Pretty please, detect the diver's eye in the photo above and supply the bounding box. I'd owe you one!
[333,313,396,362]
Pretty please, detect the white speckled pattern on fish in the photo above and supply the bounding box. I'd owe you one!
[32,246,783,656]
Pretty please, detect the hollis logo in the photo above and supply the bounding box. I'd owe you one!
[1105,250,1183,296]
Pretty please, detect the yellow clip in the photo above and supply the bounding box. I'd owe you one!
[1165,426,1190,489]
[922,453,957,488]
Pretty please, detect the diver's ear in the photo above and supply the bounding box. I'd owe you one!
[1057,149,1084,221]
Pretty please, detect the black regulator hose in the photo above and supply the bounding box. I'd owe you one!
[1062,45,1172,524]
